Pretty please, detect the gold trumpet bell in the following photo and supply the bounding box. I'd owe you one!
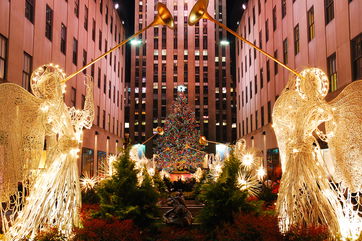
[188,0,210,25]
[154,3,175,29]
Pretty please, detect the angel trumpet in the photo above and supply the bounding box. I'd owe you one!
[188,0,301,78]
[63,3,174,82]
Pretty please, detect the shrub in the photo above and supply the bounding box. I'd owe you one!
[81,188,100,204]
[284,225,329,241]
[73,218,141,241]
[95,148,160,228]
[215,212,283,241]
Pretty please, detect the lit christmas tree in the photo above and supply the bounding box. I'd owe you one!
[154,86,204,172]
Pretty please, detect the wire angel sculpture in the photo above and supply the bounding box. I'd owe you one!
[273,68,362,238]
[0,64,94,240]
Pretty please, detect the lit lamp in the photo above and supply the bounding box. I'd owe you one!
[188,0,301,79]
[63,3,175,82]
[142,126,164,144]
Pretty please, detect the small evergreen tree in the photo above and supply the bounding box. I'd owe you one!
[154,89,204,172]
[152,170,168,197]
[95,149,160,228]
[196,153,262,230]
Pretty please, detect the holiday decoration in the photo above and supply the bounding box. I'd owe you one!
[273,68,362,239]
[154,90,204,172]
[0,64,94,240]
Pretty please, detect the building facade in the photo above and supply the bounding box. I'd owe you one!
[127,0,237,156]
[235,0,362,176]
[0,0,126,176]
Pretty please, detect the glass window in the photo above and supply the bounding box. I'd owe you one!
[45,5,53,41]
[307,6,315,41]
[294,24,300,55]
[84,6,88,30]
[327,53,337,92]
[325,0,334,24]
[281,0,286,18]
[81,148,94,176]
[0,35,8,82]
[351,33,362,81]
[61,24,67,54]
[22,52,32,91]
[72,38,78,65]
[71,87,76,107]
[25,0,35,23]
[283,38,288,64]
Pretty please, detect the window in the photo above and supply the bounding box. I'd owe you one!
[72,38,78,65]
[60,24,67,54]
[99,31,102,51]
[74,0,79,17]
[258,0,261,15]
[254,75,258,94]
[260,68,264,89]
[97,68,101,88]
[25,0,35,23]
[82,50,87,74]
[327,53,337,92]
[103,75,106,94]
[283,38,288,64]
[105,6,108,24]
[266,60,270,82]
[92,19,95,41]
[100,0,103,14]
[325,0,334,24]
[259,31,262,49]
[274,50,278,74]
[0,35,7,82]
[110,17,113,33]
[22,52,32,91]
[84,6,88,30]
[252,7,255,25]
[81,95,85,109]
[103,110,106,129]
[351,33,362,81]
[307,6,315,42]
[97,106,100,126]
[255,110,258,130]
[281,0,286,18]
[250,81,252,99]
[261,106,265,126]
[294,24,300,55]
[265,19,269,42]
[248,17,251,34]
[267,101,272,123]
[273,6,277,31]
[45,5,53,41]
[71,87,76,107]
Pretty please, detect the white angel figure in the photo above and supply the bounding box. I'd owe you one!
[273,68,362,237]
[0,64,94,240]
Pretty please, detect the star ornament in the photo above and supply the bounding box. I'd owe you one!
[177,85,187,92]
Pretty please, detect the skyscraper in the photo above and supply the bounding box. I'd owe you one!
[126,0,236,156]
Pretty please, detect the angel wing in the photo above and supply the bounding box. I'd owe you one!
[0,83,46,201]
[326,80,362,192]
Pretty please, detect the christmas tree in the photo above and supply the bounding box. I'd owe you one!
[154,87,204,172]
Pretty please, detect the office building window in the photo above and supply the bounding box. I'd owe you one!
[92,19,96,41]
[100,0,103,14]
[273,6,277,31]
[327,53,337,92]
[307,6,315,41]
[254,75,258,94]
[99,30,102,51]
[97,68,101,88]
[294,24,300,55]
[103,75,106,94]
[102,110,106,129]
[73,0,80,18]
[22,52,32,91]
[105,6,108,24]
[261,106,265,126]
[97,106,100,126]
[265,19,269,42]
[274,50,278,74]
[72,38,78,65]
[60,24,67,54]
[84,6,88,30]
[0,35,7,82]
[267,101,272,123]
[283,38,288,64]
[255,110,258,130]
[266,60,270,82]
[25,0,35,23]
[71,87,76,107]
[260,68,264,89]
[325,0,334,24]
[82,50,87,74]
[45,5,53,41]
[281,0,286,18]
[351,33,362,81]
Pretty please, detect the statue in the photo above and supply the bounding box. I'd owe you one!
[273,68,362,238]
[0,64,94,240]
[163,192,193,226]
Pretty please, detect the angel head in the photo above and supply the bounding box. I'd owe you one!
[295,68,329,100]
[31,64,66,101]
